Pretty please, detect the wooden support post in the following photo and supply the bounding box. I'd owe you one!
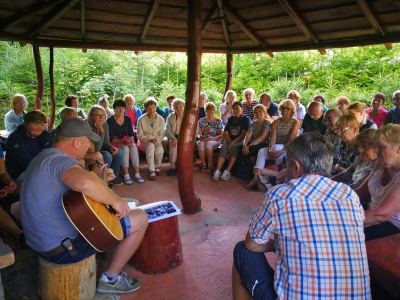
[129,216,183,274]
[33,45,44,110]
[38,255,96,300]
[177,0,202,214]
[48,47,56,130]
[221,52,233,103]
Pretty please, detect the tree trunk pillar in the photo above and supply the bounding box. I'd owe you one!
[177,0,202,214]
[33,45,44,111]
[222,53,233,103]
[48,47,56,130]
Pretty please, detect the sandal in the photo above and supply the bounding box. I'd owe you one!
[124,177,133,185]
[201,165,207,173]
[155,168,163,175]
[206,166,212,173]
[149,172,157,181]
[135,177,145,184]
[245,177,258,188]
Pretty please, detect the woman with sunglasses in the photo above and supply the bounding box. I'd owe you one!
[332,114,361,174]
[250,99,300,188]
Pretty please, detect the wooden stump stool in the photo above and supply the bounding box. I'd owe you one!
[366,233,400,298]
[38,254,96,300]
[129,215,183,274]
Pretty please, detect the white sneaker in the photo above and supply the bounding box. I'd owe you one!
[220,170,230,181]
[212,170,221,181]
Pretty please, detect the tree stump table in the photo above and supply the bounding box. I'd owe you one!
[129,215,183,274]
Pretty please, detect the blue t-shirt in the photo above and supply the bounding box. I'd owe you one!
[267,102,279,117]
[385,107,400,125]
[224,115,251,140]
[20,148,79,252]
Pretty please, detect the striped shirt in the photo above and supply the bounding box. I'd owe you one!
[249,174,371,299]
[242,100,259,120]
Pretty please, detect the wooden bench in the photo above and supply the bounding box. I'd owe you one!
[0,239,15,299]
[38,254,96,300]
[366,233,400,298]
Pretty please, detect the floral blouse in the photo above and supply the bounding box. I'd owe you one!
[197,117,223,138]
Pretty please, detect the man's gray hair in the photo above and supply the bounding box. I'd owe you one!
[286,132,333,177]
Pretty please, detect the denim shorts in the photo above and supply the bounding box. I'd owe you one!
[233,241,277,300]
[42,215,131,264]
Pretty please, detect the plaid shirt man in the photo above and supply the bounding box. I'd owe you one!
[249,174,371,299]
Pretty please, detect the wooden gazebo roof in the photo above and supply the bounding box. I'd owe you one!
[0,0,399,54]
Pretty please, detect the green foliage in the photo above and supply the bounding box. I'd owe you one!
[1,41,400,130]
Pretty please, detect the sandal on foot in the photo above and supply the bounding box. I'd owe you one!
[200,165,207,173]
[206,166,212,173]
[124,178,133,185]
[149,172,157,180]
[135,177,145,183]
[245,177,258,188]
[155,168,163,175]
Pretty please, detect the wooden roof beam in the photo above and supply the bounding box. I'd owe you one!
[277,0,320,43]
[29,0,80,38]
[223,5,265,47]
[138,0,160,45]
[202,7,218,35]
[0,0,66,30]
[357,0,385,36]
[217,0,231,48]
[80,0,86,43]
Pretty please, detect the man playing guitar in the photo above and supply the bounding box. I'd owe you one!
[20,118,148,294]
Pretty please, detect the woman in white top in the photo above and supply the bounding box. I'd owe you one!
[355,124,400,241]
[164,98,185,176]
[219,90,236,126]
[286,90,305,127]
[137,97,165,180]
[4,94,28,136]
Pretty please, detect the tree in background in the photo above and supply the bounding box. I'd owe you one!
[0,42,399,129]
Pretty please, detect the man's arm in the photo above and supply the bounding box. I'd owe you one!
[60,165,130,218]
[244,232,275,253]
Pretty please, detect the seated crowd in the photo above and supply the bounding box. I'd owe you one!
[1,88,400,297]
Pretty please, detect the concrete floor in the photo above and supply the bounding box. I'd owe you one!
[1,161,264,300]
[0,160,395,299]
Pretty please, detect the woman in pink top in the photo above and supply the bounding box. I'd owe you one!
[365,92,388,127]
[123,94,142,129]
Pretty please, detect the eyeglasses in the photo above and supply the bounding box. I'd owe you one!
[323,115,337,123]
[16,101,26,105]
[393,97,400,102]
[92,114,106,118]
[335,127,351,134]
[280,107,290,111]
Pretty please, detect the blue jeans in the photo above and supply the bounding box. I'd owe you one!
[233,241,277,300]
[101,149,123,177]
[364,221,400,241]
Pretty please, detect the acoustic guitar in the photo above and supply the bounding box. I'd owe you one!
[62,169,124,252]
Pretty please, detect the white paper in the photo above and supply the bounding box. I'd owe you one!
[128,200,181,223]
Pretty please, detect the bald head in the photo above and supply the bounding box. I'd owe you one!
[307,102,324,120]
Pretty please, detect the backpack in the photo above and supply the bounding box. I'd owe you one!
[236,153,253,180]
